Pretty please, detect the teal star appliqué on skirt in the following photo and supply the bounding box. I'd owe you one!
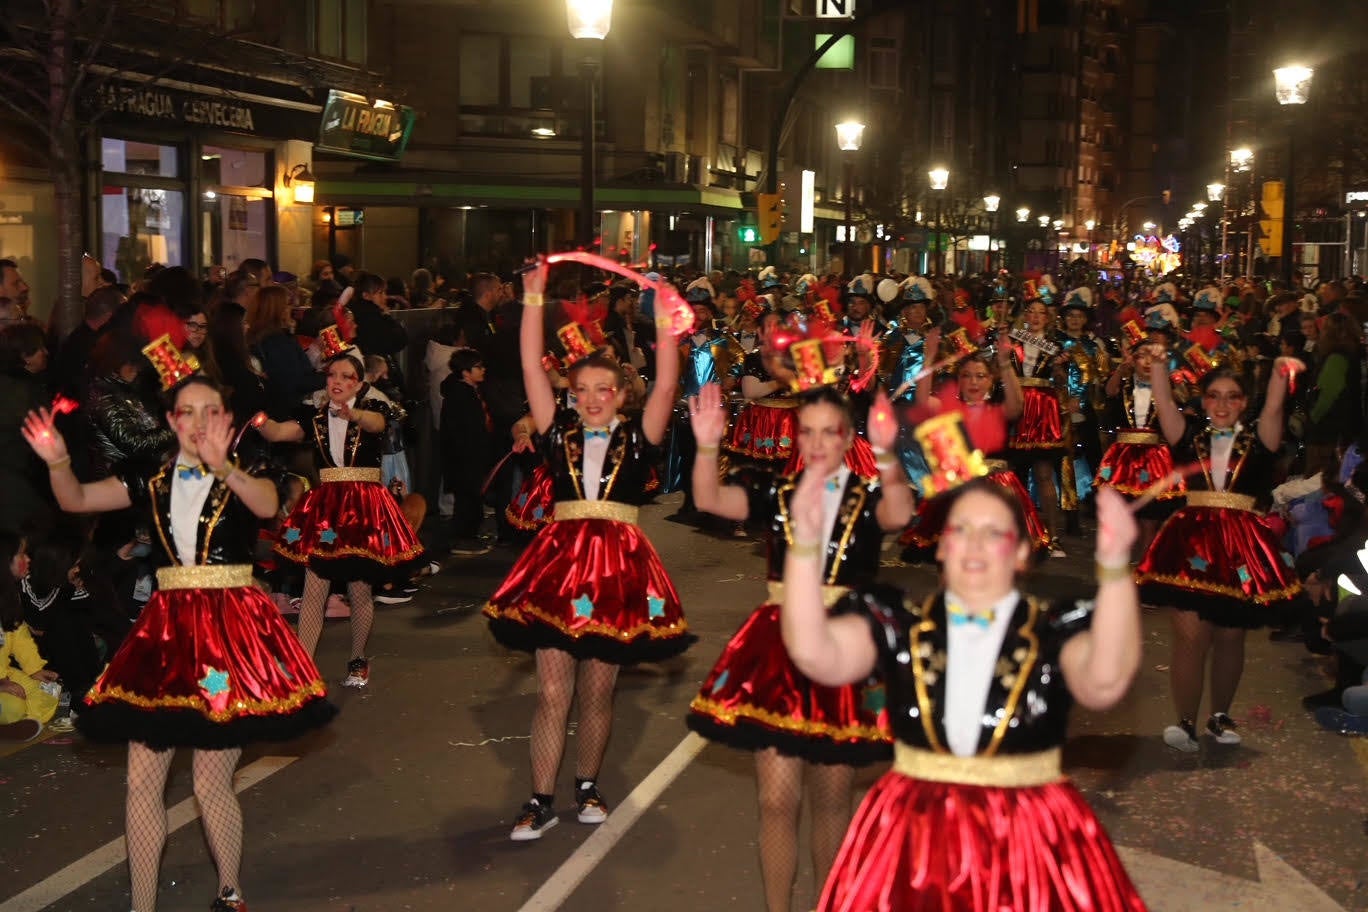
[711,669,730,693]
[1188,555,1210,571]
[198,667,230,698]
[283,527,302,543]
[647,595,666,618]
[862,684,887,714]
[319,528,338,544]
[572,594,595,618]
[1100,466,1113,480]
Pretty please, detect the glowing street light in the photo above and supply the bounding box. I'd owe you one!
[927,167,949,191]
[566,0,614,39]
[982,194,1001,213]
[1273,65,1314,106]
[1016,206,1030,223]
[1230,147,1253,172]
[1207,183,1225,202]
[1274,64,1314,285]
[834,120,866,152]
[1037,215,1050,228]
[1142,221,1156,233]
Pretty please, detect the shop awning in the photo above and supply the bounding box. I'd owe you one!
[315,177,747,215]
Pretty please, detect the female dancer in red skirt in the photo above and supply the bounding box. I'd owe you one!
[1097,332,1185,557]
[483,261,690,840]
[259,334,425,688]
[782,473,1147,912]
[1136,356,1301,752]
[686,381,913,912]
[728,311,801,469]
[900,337,1051,560]
[1006,297,1068,555]
[22,355,334,912]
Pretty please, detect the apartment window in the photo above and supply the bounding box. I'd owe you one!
[314,0,366,64]
[509,38,554,109]
[181,0,256,30]
[720,76,739,146]
[460,35,577,112]
[460,36,504,107]
[869,37,899,90]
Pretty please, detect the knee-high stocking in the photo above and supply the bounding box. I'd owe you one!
[572,658,619,781]
[755,749,804,912]
[126,742,176,912]
[529,649,577,797]
[294,570,330,656]
[345,581,375,660]
[806,763,854,895]
[1169,610,1214,721]
[192,748,244,895]
[1032,460,1061,542]
[1208,627,1247,715]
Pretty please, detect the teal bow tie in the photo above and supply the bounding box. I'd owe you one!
[947,601,994,628]
[177,463,207,480]
[1209,427,1236,439]
[584,428,611,440]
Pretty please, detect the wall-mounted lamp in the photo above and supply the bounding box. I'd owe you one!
[285,163,317,204]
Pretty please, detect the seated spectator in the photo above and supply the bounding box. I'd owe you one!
[0,533,59,740]
[385,276,410,309]
[410,268,438,308]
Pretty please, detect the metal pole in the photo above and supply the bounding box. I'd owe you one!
[1219,197,1229,282]
[933,195,942,276]
[580,56,598,249]
[843,156,853,277]
[1282,129,1296,287]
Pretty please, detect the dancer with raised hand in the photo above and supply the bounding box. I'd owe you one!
[22,339,334,912]
[781,469,1146,911]
[686,381,912,912]
[484,259,691,841]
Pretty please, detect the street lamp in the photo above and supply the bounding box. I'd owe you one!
[568,0,614,249]
[1230,148,1255,276]
[1208,183,1227,280]
[1038,215,1050,228]
[1274,64,1313,287]
[928,166,949,275]
[1016,206,1030,223]
[1084,218,1096,263]
[983,194,1000,266]
[835,120,865,275]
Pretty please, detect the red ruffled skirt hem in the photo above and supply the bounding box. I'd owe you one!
[900,469,1052,551]
[506,464,554,531]
[1010,386,1065,450]
[785,435,879,478]
[275,479,425,583]
[726,402,798,462]
[1096,441,1185,498]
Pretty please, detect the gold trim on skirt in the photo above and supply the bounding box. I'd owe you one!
[1116,430,1162,445]
[894,742,1063,787]
[1018,377,1054,389]
[155,564,255,590]
[766,581,850,608]
[552,500,641,525]
[1184,491,1256,511]
[320,467,383,484]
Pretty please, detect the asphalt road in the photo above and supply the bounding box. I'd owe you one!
[3,494,1367,912]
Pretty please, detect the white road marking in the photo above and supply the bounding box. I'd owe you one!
[516,733,708,912]
[1118,840,1346,911]
[0,756,296,912]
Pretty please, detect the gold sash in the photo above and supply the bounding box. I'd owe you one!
[765,581,850,608]
[1185,491,1255,511]
[552,500,640,525]
[894,742,1063,787]
[320,467,382,484]
[156,564,255,590]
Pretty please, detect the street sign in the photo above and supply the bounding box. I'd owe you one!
[818,0,856,17]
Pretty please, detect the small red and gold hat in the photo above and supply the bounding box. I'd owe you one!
[142,334,199,391]
[557,320,607,365]
[788,338,841,391]
[316,324,355,362]
[942,327,979,364]
[913,412,990,499]
[1121,319,1148,348]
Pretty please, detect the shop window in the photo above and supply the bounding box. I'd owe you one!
[102,188,186,279]
[200,195,268,273]
[101,139,180,179]
[200,146,269,188]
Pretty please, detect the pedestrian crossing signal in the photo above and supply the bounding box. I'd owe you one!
[738,225,760,244]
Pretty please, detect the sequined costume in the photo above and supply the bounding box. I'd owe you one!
[274,386,426,583]
[1095,376,1185,519]
[79,460,336,750]
[665,328,736,493]
[727,351,799,465]
[1058,331,1109,503]
[687,469,891,764]
[484,409,694,663]
[1136,420,1300,626]
[815,586,1146,912]
[1006,337,1065,452]
[506,462,554,532]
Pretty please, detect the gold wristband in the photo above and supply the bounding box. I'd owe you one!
[523,293,545,307]
[1095,562,1133,584]
[696,444,720,456]
[788,541,823,560]
[212,458,239,481]
[45,456,71,471]
[875,451,897,469]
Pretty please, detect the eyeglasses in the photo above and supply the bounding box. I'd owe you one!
[184,320,208,332]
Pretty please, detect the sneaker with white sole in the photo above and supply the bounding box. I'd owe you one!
[1163,719,1199,752]
[342,658,370,688]
[510,797,558,841]
[575,782,609,824]
[1206,712,1242,744]
[374,591,413,605]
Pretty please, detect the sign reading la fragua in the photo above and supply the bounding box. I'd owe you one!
[316,90,415,162]
[88,80,315,141]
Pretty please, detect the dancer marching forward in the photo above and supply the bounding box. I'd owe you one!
[484,261,692,840]
[23,340,334,912]
[686,381,913,912]
[782,468,1146,911]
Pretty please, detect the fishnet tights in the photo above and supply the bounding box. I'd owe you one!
[126,744,243,912]
[295,570,375,660]
[1031,460,1061,542]
[529,649,620,795]
[1169,611,1247,721]
[754,749,854,912]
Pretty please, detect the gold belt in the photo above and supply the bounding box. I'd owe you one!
[766,581,850,608]
[1018,377,1054,389]
[320,467,382,484]
[752,397,799,409]
[1116,430,1161,445]
[553,500,640,524]
[156,564,254,590]
[1185,491,1256,511]
[894,742,1063,787]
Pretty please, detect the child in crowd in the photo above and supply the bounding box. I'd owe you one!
[440,347,495,556]
[366,354,412,495]
[0,533,59,740]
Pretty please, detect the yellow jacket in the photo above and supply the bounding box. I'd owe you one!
[0,623,59,723]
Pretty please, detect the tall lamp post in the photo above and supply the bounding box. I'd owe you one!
[1274,64,1314,288]
[983,194,1001,269]
[567,0,614,249]
[1208,182,1226,280]
[835,120,865,276]
[1230,147,1254,277]
[1084,218,1096,264]
[928,166,949,275]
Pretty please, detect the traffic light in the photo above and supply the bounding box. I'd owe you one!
[1260,181,1284,256]
[757,193,783,245]
[738,224,759,244]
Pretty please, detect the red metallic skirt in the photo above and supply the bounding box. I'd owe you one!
[1136,499,1301,627]
[900,468,1052,554]
[506,463,554,532]
[819,769,1146,912]
[1010,383,1065,451]
[1097,436,1185,516]
[687,596,891,766]
[483,506,695,664]
[78,570,335,750]
[785,434,879,478]
[727,400,798,463]
[275,474,425,584]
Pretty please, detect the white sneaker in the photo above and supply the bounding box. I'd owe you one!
[1206,712,1242,745]
[1163,721,1199,753]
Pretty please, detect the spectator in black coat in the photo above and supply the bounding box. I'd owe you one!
[440,348,494,556]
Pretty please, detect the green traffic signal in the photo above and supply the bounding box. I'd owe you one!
[738,225,759,243]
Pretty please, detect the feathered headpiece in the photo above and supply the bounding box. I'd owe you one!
[793,273,819,297]
[757,266,784,291]
[1060,287,1093,313]
[845,273,877,300]
[901,275,935,303]
[684,276,715,304]
[142,334,200,391]
[1152,282,1178,305]
[1037,275,1057,305]
[1192,286,1222,312]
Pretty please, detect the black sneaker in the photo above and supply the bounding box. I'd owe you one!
[210,886,247,910]
[576,782,609,824]
[510,797,558,841]
[1206,712,1242,745]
